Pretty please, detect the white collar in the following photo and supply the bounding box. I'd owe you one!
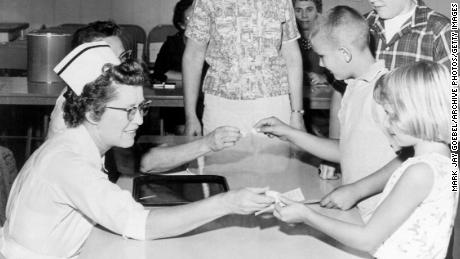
[383,6,416,41]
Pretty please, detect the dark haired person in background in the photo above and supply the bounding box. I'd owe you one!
[70,20,124,51]
[151,0,207,135]
[151,0,194,82]
[47,20,125,139]
[293,0,344,135]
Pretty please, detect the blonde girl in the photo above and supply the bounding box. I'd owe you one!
[274,61,457,259]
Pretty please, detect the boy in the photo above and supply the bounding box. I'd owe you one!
[255,6,396,219]
[329,0,451,138]
[367,0,450,70]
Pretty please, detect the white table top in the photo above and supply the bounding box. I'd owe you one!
[79,137,371,259]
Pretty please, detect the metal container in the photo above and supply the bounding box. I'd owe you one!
[27,29,72,94]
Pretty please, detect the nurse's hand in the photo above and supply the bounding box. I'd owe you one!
[273,196,310,224]
[253,117,293,141]
[185,116,202,136]
[320,184,360,210]
[221,187,275,215]
[204,126,242,152]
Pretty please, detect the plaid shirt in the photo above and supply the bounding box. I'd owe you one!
[366,0,451,71]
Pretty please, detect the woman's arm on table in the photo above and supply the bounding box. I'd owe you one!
[320,156,403,210]
[254,117,340,163]
[140,126,242,173]
[146,187,274,239]
[281,40,305,131]
[183,38,207,136]
[275,163,433,252]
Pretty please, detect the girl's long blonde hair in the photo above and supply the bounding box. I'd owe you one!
[374,61,451,144]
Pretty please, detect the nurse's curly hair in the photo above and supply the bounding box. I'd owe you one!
[63,59,148,127]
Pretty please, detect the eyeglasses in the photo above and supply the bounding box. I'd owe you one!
[106,100,152,121]
[119,49,133,61]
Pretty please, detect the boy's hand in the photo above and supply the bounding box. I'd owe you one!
[253,117,293,141]
[320,184,360,210]
[273,196,309,224]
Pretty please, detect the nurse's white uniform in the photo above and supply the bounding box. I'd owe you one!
[0,126,149,259]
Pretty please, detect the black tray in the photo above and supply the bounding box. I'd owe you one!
[133,175,229,206]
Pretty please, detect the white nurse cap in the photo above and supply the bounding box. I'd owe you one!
[53,41,121,96]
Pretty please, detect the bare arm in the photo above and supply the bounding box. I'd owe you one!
[254,117,340,162]
[140,138,211,173]
[140,126,242,173]
[289,130,340,162]
[276,163,434,252]
[349,156,403,199]
[285,128,340,162]
[183,38,207,136]
[281,40,305,131]
[329,91,342,139]
[321,156,403,210]
[146,187,274,239]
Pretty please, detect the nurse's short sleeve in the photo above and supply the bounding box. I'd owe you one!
[282,0,300,42]
[52,157,149,240]
[185,0,211,44]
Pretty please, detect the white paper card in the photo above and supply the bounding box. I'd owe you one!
[255,188,305,215]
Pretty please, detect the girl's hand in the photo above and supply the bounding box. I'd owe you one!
[320,184,361,210]
[273,196,310,224]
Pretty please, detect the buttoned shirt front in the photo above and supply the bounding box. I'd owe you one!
[0,126,148,259]
[366,0,451,71]
[185,0,300,100]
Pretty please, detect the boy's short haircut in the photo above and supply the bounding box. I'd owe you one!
[311,5,369,51]
[374,61,450,144]
[71,20,121,49]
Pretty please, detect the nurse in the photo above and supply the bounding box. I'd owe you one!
[0,42,274,259]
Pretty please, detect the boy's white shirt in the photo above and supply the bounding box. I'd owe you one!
[339,60,397,219]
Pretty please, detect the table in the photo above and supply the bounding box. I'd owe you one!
[0,77,184,107]
[79,136,371,259]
